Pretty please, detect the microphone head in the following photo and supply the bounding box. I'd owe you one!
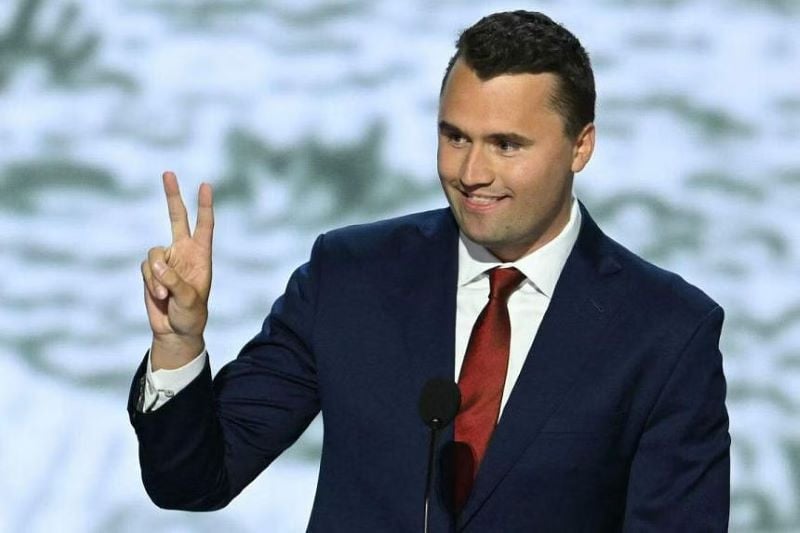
[419,378,461,430]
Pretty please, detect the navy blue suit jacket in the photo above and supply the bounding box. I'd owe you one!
[128,205,730,531]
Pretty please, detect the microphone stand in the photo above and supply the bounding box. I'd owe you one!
[423,417,443,533]
[418,377,460,533]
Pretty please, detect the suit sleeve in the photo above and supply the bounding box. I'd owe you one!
[623,305,730,531]
[127,234,325,510]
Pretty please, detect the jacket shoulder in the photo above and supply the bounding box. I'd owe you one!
[604,232,721,320]
[317,208,455,259]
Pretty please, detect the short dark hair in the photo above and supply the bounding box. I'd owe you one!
[441,11,595,139]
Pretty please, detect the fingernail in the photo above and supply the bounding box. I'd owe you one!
[157,286,168,299]
[154,261,166,275]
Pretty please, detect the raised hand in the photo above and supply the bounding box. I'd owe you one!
[141,171,214,369]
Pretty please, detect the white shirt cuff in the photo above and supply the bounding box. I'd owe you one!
[143,348,207,411]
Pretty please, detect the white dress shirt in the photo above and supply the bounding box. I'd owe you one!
[144,199,581,412]
[455,199,581,416]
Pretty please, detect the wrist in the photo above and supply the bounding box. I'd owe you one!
[151,335,205,370]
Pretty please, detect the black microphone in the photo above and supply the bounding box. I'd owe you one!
[419,378,461,533]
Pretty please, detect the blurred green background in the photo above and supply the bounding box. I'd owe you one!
[1,0,798,531]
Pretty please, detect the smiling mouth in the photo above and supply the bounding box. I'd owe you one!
[465,193,504,204]
[459,190,508,209]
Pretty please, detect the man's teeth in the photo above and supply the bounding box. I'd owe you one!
[467,195,502,204]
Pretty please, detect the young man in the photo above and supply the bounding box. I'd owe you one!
[131,11,730,531]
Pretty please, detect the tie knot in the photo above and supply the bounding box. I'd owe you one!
[488,267,525,302]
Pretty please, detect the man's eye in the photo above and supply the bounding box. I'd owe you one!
[449,134,467,145]
[498,140,519,152]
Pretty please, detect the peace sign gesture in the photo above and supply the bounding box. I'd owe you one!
[141,171,214,370]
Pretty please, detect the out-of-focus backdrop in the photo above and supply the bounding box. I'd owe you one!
[0,0,798,531]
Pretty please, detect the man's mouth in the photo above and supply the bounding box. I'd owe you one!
[460,191,508,210]
[464,193,504,205]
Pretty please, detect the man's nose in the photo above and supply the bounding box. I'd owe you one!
[459,145,493,188]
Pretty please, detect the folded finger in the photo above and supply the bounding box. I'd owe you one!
[141,259,166,300]
[146,247,169,299]
[152,259,197,310]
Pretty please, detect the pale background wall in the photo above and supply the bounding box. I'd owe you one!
[0,0,798,531]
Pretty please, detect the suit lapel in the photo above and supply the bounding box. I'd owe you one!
[457,205,625,529]
[379,210,461,530]
[382,209,460,410]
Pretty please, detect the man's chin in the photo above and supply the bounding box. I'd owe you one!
[461,229,507,253]
[460,228,535,262]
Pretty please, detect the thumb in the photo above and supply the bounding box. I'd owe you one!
[152,260,199,310]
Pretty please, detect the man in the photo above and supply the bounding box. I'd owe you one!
[129,11,730,531]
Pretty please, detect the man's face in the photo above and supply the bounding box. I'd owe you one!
[437,59,594,262]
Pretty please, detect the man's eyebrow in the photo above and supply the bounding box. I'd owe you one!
[438,120,532,146]
[438,120,464,136]
[486,131,533,146]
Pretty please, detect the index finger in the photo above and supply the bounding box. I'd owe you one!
[162,171,191,241]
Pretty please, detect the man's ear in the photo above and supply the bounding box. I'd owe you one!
[571,122,595,173]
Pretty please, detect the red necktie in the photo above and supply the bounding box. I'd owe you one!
[453,266,526,511]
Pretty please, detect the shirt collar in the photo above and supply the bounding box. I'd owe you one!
[457,197,582,298]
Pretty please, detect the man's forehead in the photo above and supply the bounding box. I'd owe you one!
[439,63,560,121]
[441,60,559,101]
